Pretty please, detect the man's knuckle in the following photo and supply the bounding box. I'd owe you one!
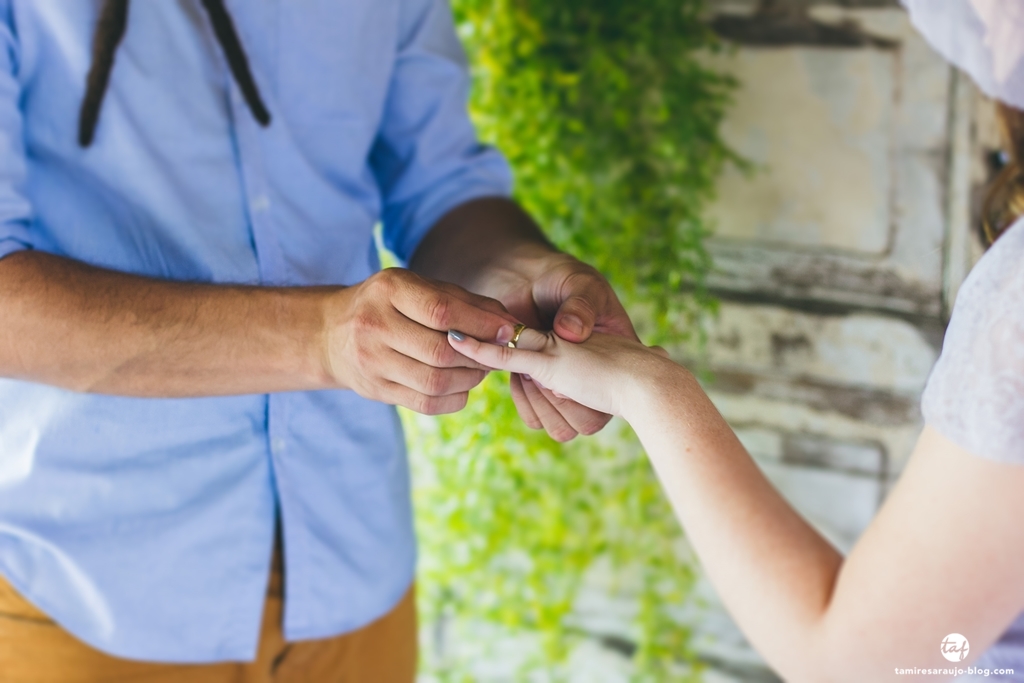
[425,295,453,329]
[368,270,398,298]
[352,310,383,334]
[475,294,509,316]
[411,394,433,414]
[424,395,462,416]
[577,263,604,280]
[353,344,374,368]
[563,271,606,302]
[569,294,597,314]
[424,369,450,396]
[563,265,598,285]
[430,337,456,366]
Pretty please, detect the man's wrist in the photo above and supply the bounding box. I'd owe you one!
[470,242,569,294]
[282,286,346,391]
[410,197,556,292]
[502,243,577,280]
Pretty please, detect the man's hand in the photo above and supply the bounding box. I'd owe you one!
[0,253,515,403]
[325,268,519,415]
[494,253,639,441]
[410,197,638,440]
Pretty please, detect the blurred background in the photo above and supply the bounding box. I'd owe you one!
[400,0,1002,680]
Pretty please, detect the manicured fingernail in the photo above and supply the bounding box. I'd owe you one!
[560,315,584,337]
[448,330,466,342]
[496,325,513,345]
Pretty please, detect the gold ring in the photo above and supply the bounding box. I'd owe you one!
[508,324,527,349]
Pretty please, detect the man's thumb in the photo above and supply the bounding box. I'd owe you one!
[553,296,596,342]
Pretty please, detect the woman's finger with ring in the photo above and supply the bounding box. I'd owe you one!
[508,323,527,348]
[505,326,548,352]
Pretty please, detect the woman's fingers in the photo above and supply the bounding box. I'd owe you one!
[510,373,544,430]
[446,328,548,375]
[528,380,610,436]
[507,327,550,352]
[519,375,578,442]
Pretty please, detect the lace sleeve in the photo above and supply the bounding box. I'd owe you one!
[921,219,1024,464]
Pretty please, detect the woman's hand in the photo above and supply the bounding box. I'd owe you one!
[447,326,676,420]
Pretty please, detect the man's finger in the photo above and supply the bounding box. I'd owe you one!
[381,350,487,397]
[380,381,469,416]
[435,281,519,322]
[552,294,598,343]
[390,317,492,371]
[546,270,639,342]
[395,283,515,345]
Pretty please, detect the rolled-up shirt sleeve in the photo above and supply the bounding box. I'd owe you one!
[0,11,34,261]
[370,0,513,264]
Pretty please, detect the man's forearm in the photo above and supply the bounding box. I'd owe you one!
[0,251,331,397]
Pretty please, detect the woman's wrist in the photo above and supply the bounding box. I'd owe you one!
[620,356,695,426]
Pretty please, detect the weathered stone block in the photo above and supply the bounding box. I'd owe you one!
[709,48,894,254]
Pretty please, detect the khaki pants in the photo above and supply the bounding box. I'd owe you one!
[0,551,417,683]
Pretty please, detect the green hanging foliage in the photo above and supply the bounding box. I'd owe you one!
[408,0,738,680]
[453,0,738,336]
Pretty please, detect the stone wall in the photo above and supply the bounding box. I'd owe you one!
[419,1,1001,680]
[574,1,1000,680]
[670,1,996,680]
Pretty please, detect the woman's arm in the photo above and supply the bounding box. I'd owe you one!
[449,329,1024,681]
[632,374,1024,681]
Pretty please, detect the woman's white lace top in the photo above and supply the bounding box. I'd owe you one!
[921,218,1024,463]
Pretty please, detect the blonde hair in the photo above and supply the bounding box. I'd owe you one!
[982,103,1024,246]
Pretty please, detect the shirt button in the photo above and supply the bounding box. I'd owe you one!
[271,439,286,456]
[251,195,271,213]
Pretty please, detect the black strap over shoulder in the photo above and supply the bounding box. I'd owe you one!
[79,0,271,148]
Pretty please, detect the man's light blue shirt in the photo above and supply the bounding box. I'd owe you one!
[0,0,511,662]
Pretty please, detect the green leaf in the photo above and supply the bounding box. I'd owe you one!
[412,0,738,678]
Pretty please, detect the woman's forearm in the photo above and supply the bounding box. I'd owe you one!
[625,367,843,679]
[447,330,1024,680]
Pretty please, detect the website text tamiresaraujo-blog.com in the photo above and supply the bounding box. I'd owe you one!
[895,667,1014,677]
